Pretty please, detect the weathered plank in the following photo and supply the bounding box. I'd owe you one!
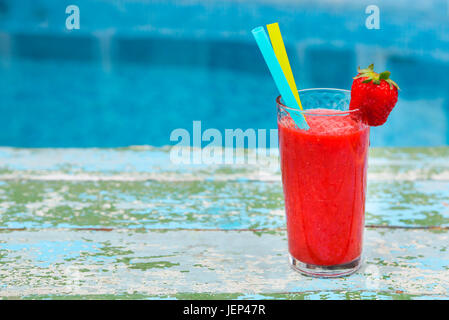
[0,179,447,229]
[0,147,448,299]
[0,147,449,182]
[0,228,447,299]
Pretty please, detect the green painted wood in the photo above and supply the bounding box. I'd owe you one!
[0,147,448,299]
[0,147,449,182]
[0,147,448,229]
[0,228,447,299]
[0,179,448,229]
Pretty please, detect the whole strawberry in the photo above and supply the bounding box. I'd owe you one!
[349,64,399,126]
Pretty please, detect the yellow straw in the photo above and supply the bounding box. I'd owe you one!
[267,22,303,110]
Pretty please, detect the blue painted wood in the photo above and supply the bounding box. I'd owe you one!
[0,147,448,229]
[0,147,448,299]
[0,229,447,299]
[0,179,448,229]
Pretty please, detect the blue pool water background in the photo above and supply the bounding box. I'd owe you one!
[1,0,449,147]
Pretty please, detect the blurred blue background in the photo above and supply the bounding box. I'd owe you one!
[0,0,448,147]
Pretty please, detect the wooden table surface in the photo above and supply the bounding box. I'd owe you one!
[0,147,448,299]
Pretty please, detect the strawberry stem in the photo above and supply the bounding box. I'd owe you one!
[354,64,400,90]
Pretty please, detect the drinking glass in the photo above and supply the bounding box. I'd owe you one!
[277,88,370,277]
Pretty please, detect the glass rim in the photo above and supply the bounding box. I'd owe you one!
[276,88,359,116]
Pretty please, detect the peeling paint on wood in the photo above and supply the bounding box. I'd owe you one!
[0,179,448,229]
[0,229,447,299]
[0,147,449,182]
[0,147,448,299]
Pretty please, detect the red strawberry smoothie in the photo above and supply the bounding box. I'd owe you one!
[278,109,370,266]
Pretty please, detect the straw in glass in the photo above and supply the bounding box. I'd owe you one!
[251,26,309,129]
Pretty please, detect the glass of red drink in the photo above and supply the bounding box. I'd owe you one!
[277,88,370,277]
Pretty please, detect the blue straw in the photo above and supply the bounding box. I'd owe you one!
[251,26,309,130]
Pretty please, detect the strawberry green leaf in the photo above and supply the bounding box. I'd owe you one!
[379,71,391,80]
[353,64,399,90]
